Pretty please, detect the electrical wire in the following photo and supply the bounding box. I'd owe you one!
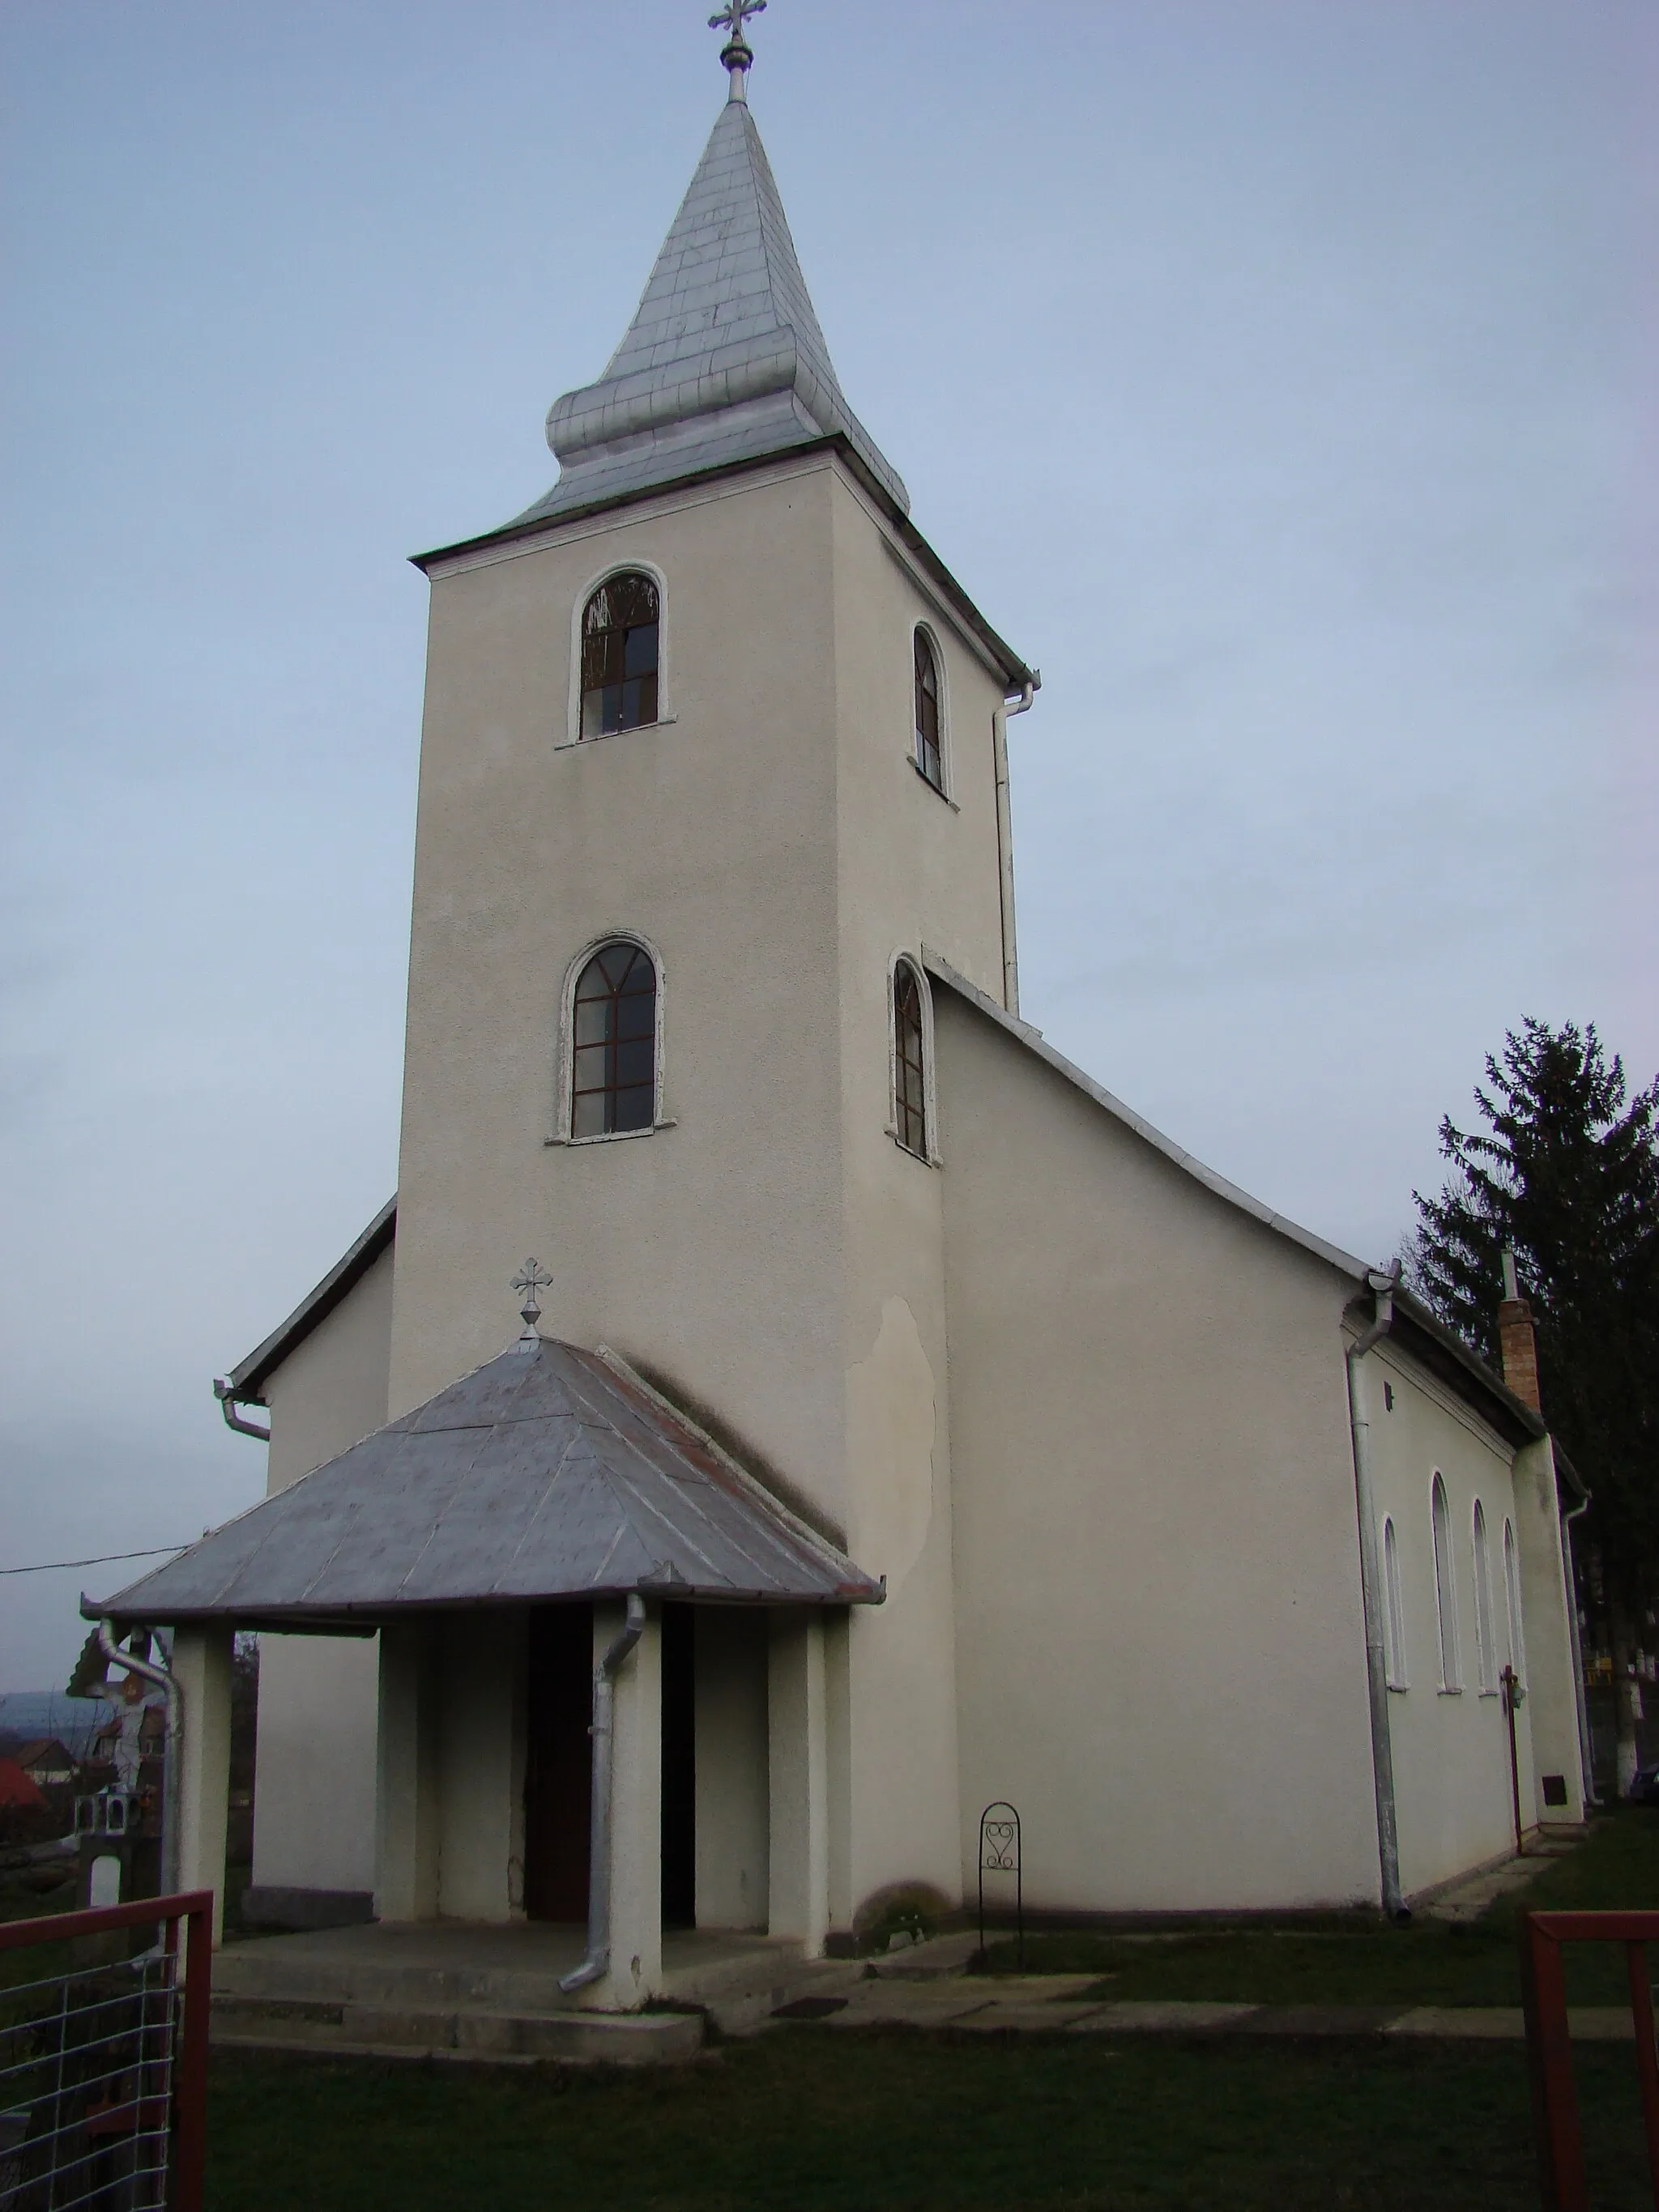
[0,1545,190,1577]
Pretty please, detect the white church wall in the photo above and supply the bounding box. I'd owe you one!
[394,460,852,1544]
[394,452,1038,1933]
[433,1610,527,1922]
[250,1244,394,1896]
[694,1608,770,1929]
[935,988,1381,1912]
[1509,1434,1589,1828]
[1365,1346,1546,1899]
[816,471,1017,1920]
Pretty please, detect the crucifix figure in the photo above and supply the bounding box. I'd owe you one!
[513,1258,555,1338]
[708,0,766,100]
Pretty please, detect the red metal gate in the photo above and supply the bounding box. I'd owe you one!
[0,1890,211,2210]
[1520,1907,1659,2211]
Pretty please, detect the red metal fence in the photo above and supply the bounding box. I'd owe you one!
[0,1891,211,2211]
[1520,1907,1659,2212]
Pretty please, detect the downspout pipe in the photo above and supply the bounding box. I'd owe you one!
[991,674,1038,1017]
[1345,1267,1407,1920]
[1560,1485,1597,1808]
[560,1592,647,1996]
[85,1611,183,1902]
[214,1378,271,1443]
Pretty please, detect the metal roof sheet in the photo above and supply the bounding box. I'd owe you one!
[96,1340,881,1629]
[505,96,908,528]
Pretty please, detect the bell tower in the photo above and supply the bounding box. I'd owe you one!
[390,23,1036,1931]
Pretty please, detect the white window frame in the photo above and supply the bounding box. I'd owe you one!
[886,952,940,1166]
[548,930,671,1144]
[909,621,953,803]
[1472,1499,1498,1694]
[561,558,674,750]
[1431,1473,1462,1691]
[1381,1515,1409,1690]
[1503,1517,1527,1686]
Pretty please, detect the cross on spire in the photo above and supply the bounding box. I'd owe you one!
[512,1258,554,1340]
[709,0,766,100]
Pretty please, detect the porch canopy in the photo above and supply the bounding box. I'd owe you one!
[92,1337,883,1633]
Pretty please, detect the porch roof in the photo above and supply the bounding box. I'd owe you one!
[92,1339,882,1631]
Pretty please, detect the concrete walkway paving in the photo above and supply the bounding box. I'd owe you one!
[770,1979,1637,2043]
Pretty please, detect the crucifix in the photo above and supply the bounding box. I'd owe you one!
[512,1258,555,1338]
[708,0,766,99]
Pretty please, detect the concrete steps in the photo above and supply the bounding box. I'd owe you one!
[210,1990,702,2065]
[207,1924,861,2063]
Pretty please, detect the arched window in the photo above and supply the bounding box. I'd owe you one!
[1503,1518,1527,1685]
[1382,1517,1408,1690]
[1431,1473,1461,1690]
[581,572,659,738]
[913,629,943,791]
[893,961,928,1158]
[570,941,657,1136]
[1472,1502,1496,1691]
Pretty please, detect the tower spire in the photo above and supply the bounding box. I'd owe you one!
[708,0,766,103]
[503,43,910,533]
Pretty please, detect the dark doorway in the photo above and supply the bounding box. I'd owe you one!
[524,1604,593,1922]
[661,1604,697,1929]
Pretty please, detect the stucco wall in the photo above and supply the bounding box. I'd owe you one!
[1366,1340,1541,1898]
[823,472,1012,1916]
[935,986,1381,1912]
[434,1611,526,1921]
[250,1245,394,1894]
[393,459,851,1530]
[393,452,1027,1929]
[694,1608,770,1929]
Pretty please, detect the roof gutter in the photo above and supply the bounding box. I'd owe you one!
[1344,1268,1406,1920]
[1554,1453,1598,1808]
[214,1379,271,1443]
[561,1592,648,1997]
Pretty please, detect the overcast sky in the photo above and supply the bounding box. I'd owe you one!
[3,0,1655,1688]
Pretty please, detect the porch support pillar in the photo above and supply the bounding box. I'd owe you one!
[584,1600,663,2011]
[375,1621,439,1921]
[172,1624,234,1944]
[768,1610,829,1956]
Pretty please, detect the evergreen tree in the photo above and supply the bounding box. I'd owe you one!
[1410,1020,1659,1788]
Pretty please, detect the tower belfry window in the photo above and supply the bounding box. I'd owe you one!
[571,942,658,1136]
[582,573,660,737]
[913,630,943,791]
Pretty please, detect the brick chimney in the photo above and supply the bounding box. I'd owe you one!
[1498,1246,1542,1413]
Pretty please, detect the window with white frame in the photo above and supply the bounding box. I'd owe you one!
[1382,1517,1408,1690]
[892,959,929,1159]
[569,940,658,1136]
[1472,1500,1497,1692]
[1503,1518,1527,1685]
[1431,1473,1461,1690]
[580,572,660,738]
[912,628,945,793]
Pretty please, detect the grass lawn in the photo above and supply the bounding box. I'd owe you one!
[205,2032,1656,2211]
[3,1811,1649,2206]
[979,1806,1659,2008]
[199,1813,1659,2211]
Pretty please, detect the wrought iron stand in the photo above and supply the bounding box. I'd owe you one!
[978,1801,1022,1969]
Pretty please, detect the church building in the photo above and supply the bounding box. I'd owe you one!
[94,18,1591,2007]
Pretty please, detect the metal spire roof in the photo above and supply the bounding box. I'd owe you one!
[508,93,908,529]
[92,1338,883,1630]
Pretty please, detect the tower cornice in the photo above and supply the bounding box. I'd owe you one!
[412,435,1036,696]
